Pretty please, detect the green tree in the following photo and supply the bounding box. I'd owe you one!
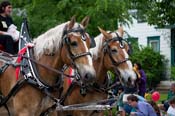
[11,0,133,37]
[10,0,175,36]
[171,66,175,80]
[130,0,175,27]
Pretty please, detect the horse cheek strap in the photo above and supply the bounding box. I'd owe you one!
[103,41,108,53]
[65,37,70,45]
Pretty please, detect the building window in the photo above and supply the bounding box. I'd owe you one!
[147,36,160,52]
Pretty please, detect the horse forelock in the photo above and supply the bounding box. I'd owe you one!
[33,21,84,60]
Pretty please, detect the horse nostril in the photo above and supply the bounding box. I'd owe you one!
[128,77,135,87]
[128,77,131,82]
[84,73,95,82]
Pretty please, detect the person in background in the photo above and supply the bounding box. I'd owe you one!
[119,92,146,115]
[122,78,138,115]
[148,100,161,116]
[116,86,125,116]
[127,94,157,116]
[0,1,18,54]
[167,96,175,116]
[163,83,175,111]
[133,62,147,97]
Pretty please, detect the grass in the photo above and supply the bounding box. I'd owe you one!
[158,93,167,103]
[145,92,167,103]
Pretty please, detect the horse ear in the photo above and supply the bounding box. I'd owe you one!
[68,16,76,29]
[117,26,124,37]
[98,27,111,39]
[81,16,90,28]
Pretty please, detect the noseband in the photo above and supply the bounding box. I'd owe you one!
[62,25,91,65]
[103,33,129,67]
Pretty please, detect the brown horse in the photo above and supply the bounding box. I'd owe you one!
[0,16,96,116]
[60,26,137,116]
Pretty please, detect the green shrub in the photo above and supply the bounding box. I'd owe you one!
[171,66,175,80]
[130,45,167,88]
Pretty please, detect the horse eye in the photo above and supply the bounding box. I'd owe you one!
[120,42,125,48]
[70,41,78,47]
[111,49,118,54]
[81,35,86,41]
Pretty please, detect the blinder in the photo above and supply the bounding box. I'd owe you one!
[64,36,70,45]
[127,42,133,55]
[90,37,96,48]
[115,32,125,49]
[114,32,132,55]
[103,41,109,53]
[63,26,86,41]
[63,27,86,45]
[63,25,96,49]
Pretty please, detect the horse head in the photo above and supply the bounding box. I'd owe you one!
[60,16,96,84]
[96,26,136,87]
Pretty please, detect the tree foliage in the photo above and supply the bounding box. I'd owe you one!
[11,0,133,38]
[130,0,175,27]
[171,66,175,80]
[10,0,175,36]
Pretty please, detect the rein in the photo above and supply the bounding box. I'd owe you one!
[71,52,91,61]
[0,50,79,116]
[21,55,76,79]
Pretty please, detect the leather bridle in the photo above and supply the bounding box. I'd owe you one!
[62,25,92,68]
[102,32,129,67]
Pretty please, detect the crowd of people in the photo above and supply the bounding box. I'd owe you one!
[108,62,175,116]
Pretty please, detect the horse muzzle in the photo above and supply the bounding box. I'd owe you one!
[83,72,96,83]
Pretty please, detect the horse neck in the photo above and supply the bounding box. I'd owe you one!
[35,51,63,85]
[93,57,108,84]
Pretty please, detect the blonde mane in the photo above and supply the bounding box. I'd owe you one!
[33,22,81,60]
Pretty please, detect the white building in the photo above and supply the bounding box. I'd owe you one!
[123,18,175,79]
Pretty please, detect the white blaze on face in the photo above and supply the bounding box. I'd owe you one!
[72,32,93,66]
[71,32,96,81]
[72,32,93,67]
[118,49,136,84]
[82,38,93,66]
